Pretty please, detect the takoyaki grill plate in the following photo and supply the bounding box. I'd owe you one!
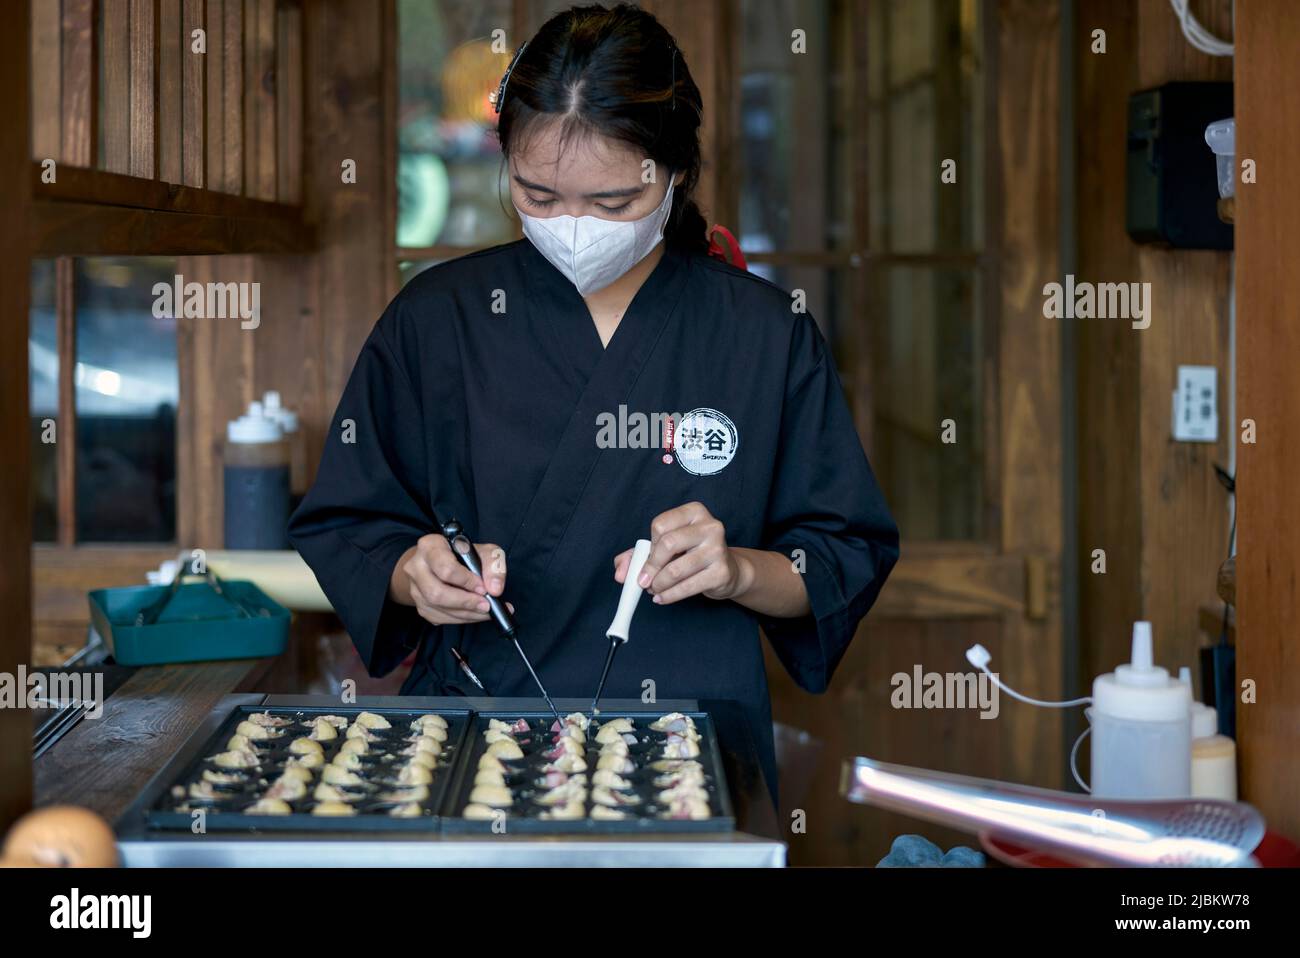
[144,705,471,832]
[441,711,735,834]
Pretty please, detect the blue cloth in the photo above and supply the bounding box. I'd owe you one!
[876,834,985,868]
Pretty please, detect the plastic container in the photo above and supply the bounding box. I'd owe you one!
[263,390,308,498]
[1204,116,1235,199]
[224,401,291,550]
[1089,622,1192,799]
[1181,666,1238,801]
[88,581,290,666]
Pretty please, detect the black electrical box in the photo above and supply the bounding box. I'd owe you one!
[1126,81,1233,250]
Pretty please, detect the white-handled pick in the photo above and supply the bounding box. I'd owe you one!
[590,539,652,714]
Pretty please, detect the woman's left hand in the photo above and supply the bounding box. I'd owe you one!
[613,501,750,605]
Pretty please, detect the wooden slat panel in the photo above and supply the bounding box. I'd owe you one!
[1236,0,1300,844]
[31,0,62,162]
[243,0,276,200]
[0,0,33,833]
[275,0,302,203]
[129,0,156,177]
[61,0,97,167]
[102,0,132,172]
[159,0,184,183]
[221,0,244,193]
[205,0,226,189]
[32,200,314,255]
[182,0,206,186]
[255,0,277,198]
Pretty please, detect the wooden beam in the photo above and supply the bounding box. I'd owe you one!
[1236,0,1300,842]
[0,0,33,834]
[305,0,393,406]
[994,0,1064,786]
[31,200,315,255]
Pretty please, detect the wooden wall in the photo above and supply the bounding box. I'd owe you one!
[1235,1,1300,842]
[1075,0,1233,683]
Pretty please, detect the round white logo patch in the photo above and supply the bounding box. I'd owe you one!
[674,408,739,476]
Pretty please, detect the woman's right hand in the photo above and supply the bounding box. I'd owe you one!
[389,534,510,625]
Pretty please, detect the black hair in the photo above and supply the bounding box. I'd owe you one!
[496,4,708,254]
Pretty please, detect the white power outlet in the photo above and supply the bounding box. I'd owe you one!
[1172,365,1217,442]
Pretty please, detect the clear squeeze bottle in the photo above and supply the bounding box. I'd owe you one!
[1089,622,1192,799]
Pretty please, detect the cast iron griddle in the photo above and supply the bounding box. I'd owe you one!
[441,710,735,834]
[145,704,471,832]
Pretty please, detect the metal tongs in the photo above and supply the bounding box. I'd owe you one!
[589,539,653,715]
[135,552,266,626]
[440,519,562,727]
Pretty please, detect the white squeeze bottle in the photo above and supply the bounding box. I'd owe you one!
[1089,622,1192,799]
[1180,666,1238,801]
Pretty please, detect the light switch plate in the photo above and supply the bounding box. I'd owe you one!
[1172,365,1217,442]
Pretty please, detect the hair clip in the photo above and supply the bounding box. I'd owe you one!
[489,41,528,114]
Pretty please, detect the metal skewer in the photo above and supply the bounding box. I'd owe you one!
[440,519,562,727]
[589,539,653,715]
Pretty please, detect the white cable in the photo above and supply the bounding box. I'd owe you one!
[1168,0,1234,57]
[1070,726,1091,793]
[966,645,1093,709]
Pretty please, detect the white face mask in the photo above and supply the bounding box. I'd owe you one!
[517,177,676,297]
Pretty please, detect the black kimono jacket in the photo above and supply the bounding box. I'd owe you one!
[288,239,899,806]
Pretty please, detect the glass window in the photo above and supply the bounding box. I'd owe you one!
[74,258,179,542]
[30,259,58,543]
[869,265,984,541]
[738,0,853,254]
[867,0,984,254]
[397,0,518,249]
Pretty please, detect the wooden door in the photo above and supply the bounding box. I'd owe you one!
[656,0,1065,865]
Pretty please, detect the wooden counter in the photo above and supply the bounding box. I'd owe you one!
[33,657,275,822]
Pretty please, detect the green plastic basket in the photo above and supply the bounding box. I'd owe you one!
[88,580,290,666]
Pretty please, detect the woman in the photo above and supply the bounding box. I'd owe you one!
[288,4,898,806]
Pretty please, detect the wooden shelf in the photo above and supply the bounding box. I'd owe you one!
[30,164,315,256]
